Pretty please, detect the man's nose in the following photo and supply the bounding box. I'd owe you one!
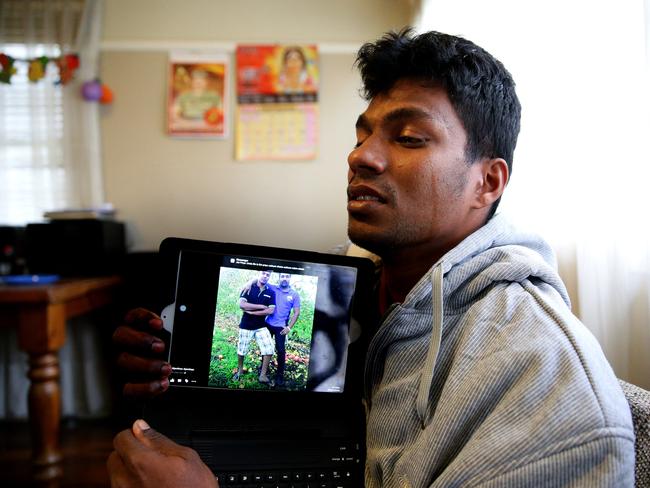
[347,136,388,176]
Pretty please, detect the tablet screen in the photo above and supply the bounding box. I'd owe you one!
[164,248,362,394]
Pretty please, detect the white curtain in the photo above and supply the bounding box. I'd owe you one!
[416,0,650,389]
[66,0,105,209]
[0,0,111,418]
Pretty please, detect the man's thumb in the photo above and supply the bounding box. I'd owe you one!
[132,419,177,452]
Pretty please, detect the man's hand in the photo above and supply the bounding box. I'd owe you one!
[239,301,267,311]
[107,419,218,488]
[112,308,172,397]
[245,307,275,316]
[280,326,291,336]
[240,278,256,294]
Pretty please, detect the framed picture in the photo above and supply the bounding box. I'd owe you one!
[167,51,229,138]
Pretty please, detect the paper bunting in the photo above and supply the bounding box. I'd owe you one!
[0,54,17,84]
[0,52,80,84]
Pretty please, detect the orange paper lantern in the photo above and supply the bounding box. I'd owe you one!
[99,84,114,104]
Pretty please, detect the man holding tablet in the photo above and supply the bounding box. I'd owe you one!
[110,29,634,487]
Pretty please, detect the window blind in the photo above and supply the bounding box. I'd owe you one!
[0,44,67,225]
[0,0,85,48]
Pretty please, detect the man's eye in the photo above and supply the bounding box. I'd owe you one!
[396,136,426,147]
[353,140,364,149]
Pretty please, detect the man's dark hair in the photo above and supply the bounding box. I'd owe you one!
[355,28,521,219]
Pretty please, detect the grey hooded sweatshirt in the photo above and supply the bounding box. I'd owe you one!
[362,214,635,487]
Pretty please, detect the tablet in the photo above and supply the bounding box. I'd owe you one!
[157,237,376,397]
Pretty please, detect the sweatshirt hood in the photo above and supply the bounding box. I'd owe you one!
[405,213,570,313]
[365,214,571,427]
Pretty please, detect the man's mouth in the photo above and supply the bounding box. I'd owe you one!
[347,185,386,204]
[347,185,388,216]
[351,195,381,202]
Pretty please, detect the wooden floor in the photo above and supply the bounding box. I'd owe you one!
[0,418,115,488]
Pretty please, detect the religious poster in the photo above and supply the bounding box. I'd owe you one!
[235,45,319,160]
[167,51,229,138]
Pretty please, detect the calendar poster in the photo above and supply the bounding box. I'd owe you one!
[235,45,319,160]
[168,51,229,138]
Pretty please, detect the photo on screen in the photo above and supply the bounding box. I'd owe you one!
[209,267,318,390]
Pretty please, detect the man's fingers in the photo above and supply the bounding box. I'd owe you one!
[107,450,129,487]
[110,422,217,488]
[113,326,166,354]
[112,427,160,476]
[132,419,191,458]
[124,308,163,330]
[113,428,148,458]
[116,351,171,376]
[122,378,169,397]
[107,450,123,470]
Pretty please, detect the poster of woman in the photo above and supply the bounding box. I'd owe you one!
[235,44,319,160]
[275,46,317,95]
[167,51,229,138]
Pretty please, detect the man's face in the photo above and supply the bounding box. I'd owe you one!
[278,273,291,288]
[347,79,485,259]
[258,271,272,285]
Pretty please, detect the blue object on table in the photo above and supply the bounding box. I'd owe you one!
[1,274,61,285]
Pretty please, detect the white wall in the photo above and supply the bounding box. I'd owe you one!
[99,0,412,251]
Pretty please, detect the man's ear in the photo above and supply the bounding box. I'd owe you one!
[471,158,509,209]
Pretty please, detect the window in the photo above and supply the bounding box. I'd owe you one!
[0,43,69,225]
[0,0,97,226]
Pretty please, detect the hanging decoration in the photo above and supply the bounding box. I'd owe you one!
[28,56,48,82]
[55,54,80,84]
[81,78,114,105]
[0,52,80,85]
[81,79,102,100]
[99,84,114,104]
[0,54,18,84]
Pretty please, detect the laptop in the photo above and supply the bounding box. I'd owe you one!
[143,237,375,487]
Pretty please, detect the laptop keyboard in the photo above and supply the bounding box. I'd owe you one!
[193,434,363,487]
[217,467,359,487]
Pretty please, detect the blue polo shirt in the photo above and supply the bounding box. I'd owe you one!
[239,282,276,330]
[266,284,301,329]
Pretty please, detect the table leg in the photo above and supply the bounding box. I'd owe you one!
[16,303,66,482]
[28,351,63,469]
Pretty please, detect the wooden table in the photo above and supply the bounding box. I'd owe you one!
[0,276,122,482]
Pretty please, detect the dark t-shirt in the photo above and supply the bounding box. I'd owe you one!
[239,282,276,330]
